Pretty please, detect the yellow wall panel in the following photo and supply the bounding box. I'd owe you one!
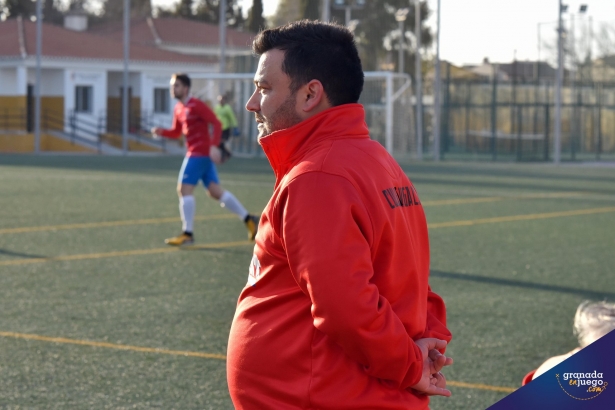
[0,133,94,153]
[0,134,33,152]
[0,97,27,111]
[101,133,160,152]
[41,97,65,130]
[41,134,94,152]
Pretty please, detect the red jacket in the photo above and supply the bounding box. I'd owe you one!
[159,97,221,157]
[227,104,451,409]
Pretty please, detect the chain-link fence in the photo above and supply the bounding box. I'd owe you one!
[436,78,615,161]
[188,72,415,159]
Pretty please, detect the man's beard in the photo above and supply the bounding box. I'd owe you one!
[257,93,302,139]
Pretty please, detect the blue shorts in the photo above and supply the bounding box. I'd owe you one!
[178,156,219,187]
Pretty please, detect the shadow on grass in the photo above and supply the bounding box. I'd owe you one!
[397,160,615,185]
[0,248,46,259]
[431,270,615,300]
[414,176,615,196]
[0,155,275,178]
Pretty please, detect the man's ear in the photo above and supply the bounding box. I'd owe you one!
[299,80,331,113]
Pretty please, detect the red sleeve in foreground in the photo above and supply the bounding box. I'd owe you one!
[281,172,424,389]
[421,286,452,352]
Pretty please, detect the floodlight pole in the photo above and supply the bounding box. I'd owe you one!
[433,0,441,161]
[322,0,331,22]
[219,0,227,93]
[398,19,405,74]
[415,0,423,160]
[394,8,409,74]
[122,0,130,154]
[554,0,564,164]
[333,1,364,27]
[219,0,226,73]
[34,0,42,154]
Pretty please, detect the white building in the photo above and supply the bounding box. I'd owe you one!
[0,16,254,148]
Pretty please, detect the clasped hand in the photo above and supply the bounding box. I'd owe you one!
[411,338,453,397]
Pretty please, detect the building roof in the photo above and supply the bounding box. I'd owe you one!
[0,17,212,64]
[89,17,255,50]
[464,59,557,81]
[499,61,556,80]
[596,54,615,68]
[425,61,481,81]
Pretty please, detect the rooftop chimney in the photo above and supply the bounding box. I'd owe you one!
[64,10,88,32]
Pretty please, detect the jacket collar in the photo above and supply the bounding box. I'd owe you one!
[259,103,369,182]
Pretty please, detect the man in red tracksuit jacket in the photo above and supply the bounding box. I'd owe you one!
[227,21,453,409]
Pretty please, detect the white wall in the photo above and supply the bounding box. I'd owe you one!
[0,67,25,95]
[141,72,174,128]
[27,69,64,96]
[64,69,107,138]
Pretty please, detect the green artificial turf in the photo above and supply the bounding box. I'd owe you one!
[0,154,613,409]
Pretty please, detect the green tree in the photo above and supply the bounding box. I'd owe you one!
[103,0,152,20]
[337,0,432,77]
[43,0,64,24]
[0,0,67,24]
[246,0,265,33]
[156,0,242,27]
[271,0,301,27]
[176,0,192,18]
[301,0,319,20]
[1,0,35,19]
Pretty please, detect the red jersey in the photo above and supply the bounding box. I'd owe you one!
[227,104,451,409]
[159,97,221,157]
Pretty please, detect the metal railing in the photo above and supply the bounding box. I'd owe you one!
[65,111,104,153]
[101,111,168,151]
[0,107,27,131]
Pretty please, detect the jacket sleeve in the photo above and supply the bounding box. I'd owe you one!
[420,286,452,349]
[197,101,222,146]
[159,107,182,139]
[280,172,424,390]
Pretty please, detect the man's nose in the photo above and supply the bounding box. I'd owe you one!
[245,91,259,113]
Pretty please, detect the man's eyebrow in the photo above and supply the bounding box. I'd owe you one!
[253,79,271,86]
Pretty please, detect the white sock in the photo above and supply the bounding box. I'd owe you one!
[219,191,249,220]
[180,195,195,233]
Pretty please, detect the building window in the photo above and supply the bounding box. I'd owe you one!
[154,88,170,113]
[75,85,93,113]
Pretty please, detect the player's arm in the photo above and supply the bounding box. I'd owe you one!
[152,107,182,139]
[280,173,446,391]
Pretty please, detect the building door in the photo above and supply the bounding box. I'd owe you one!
[26,84,34,132]
[119,87,132,132]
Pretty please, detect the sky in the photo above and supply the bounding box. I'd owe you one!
[151,0,615,66]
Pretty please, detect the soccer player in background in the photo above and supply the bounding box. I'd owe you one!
[227,21,452,409]
[214,94,239,163]
[214,94,239,141]
[152,73,258,246]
